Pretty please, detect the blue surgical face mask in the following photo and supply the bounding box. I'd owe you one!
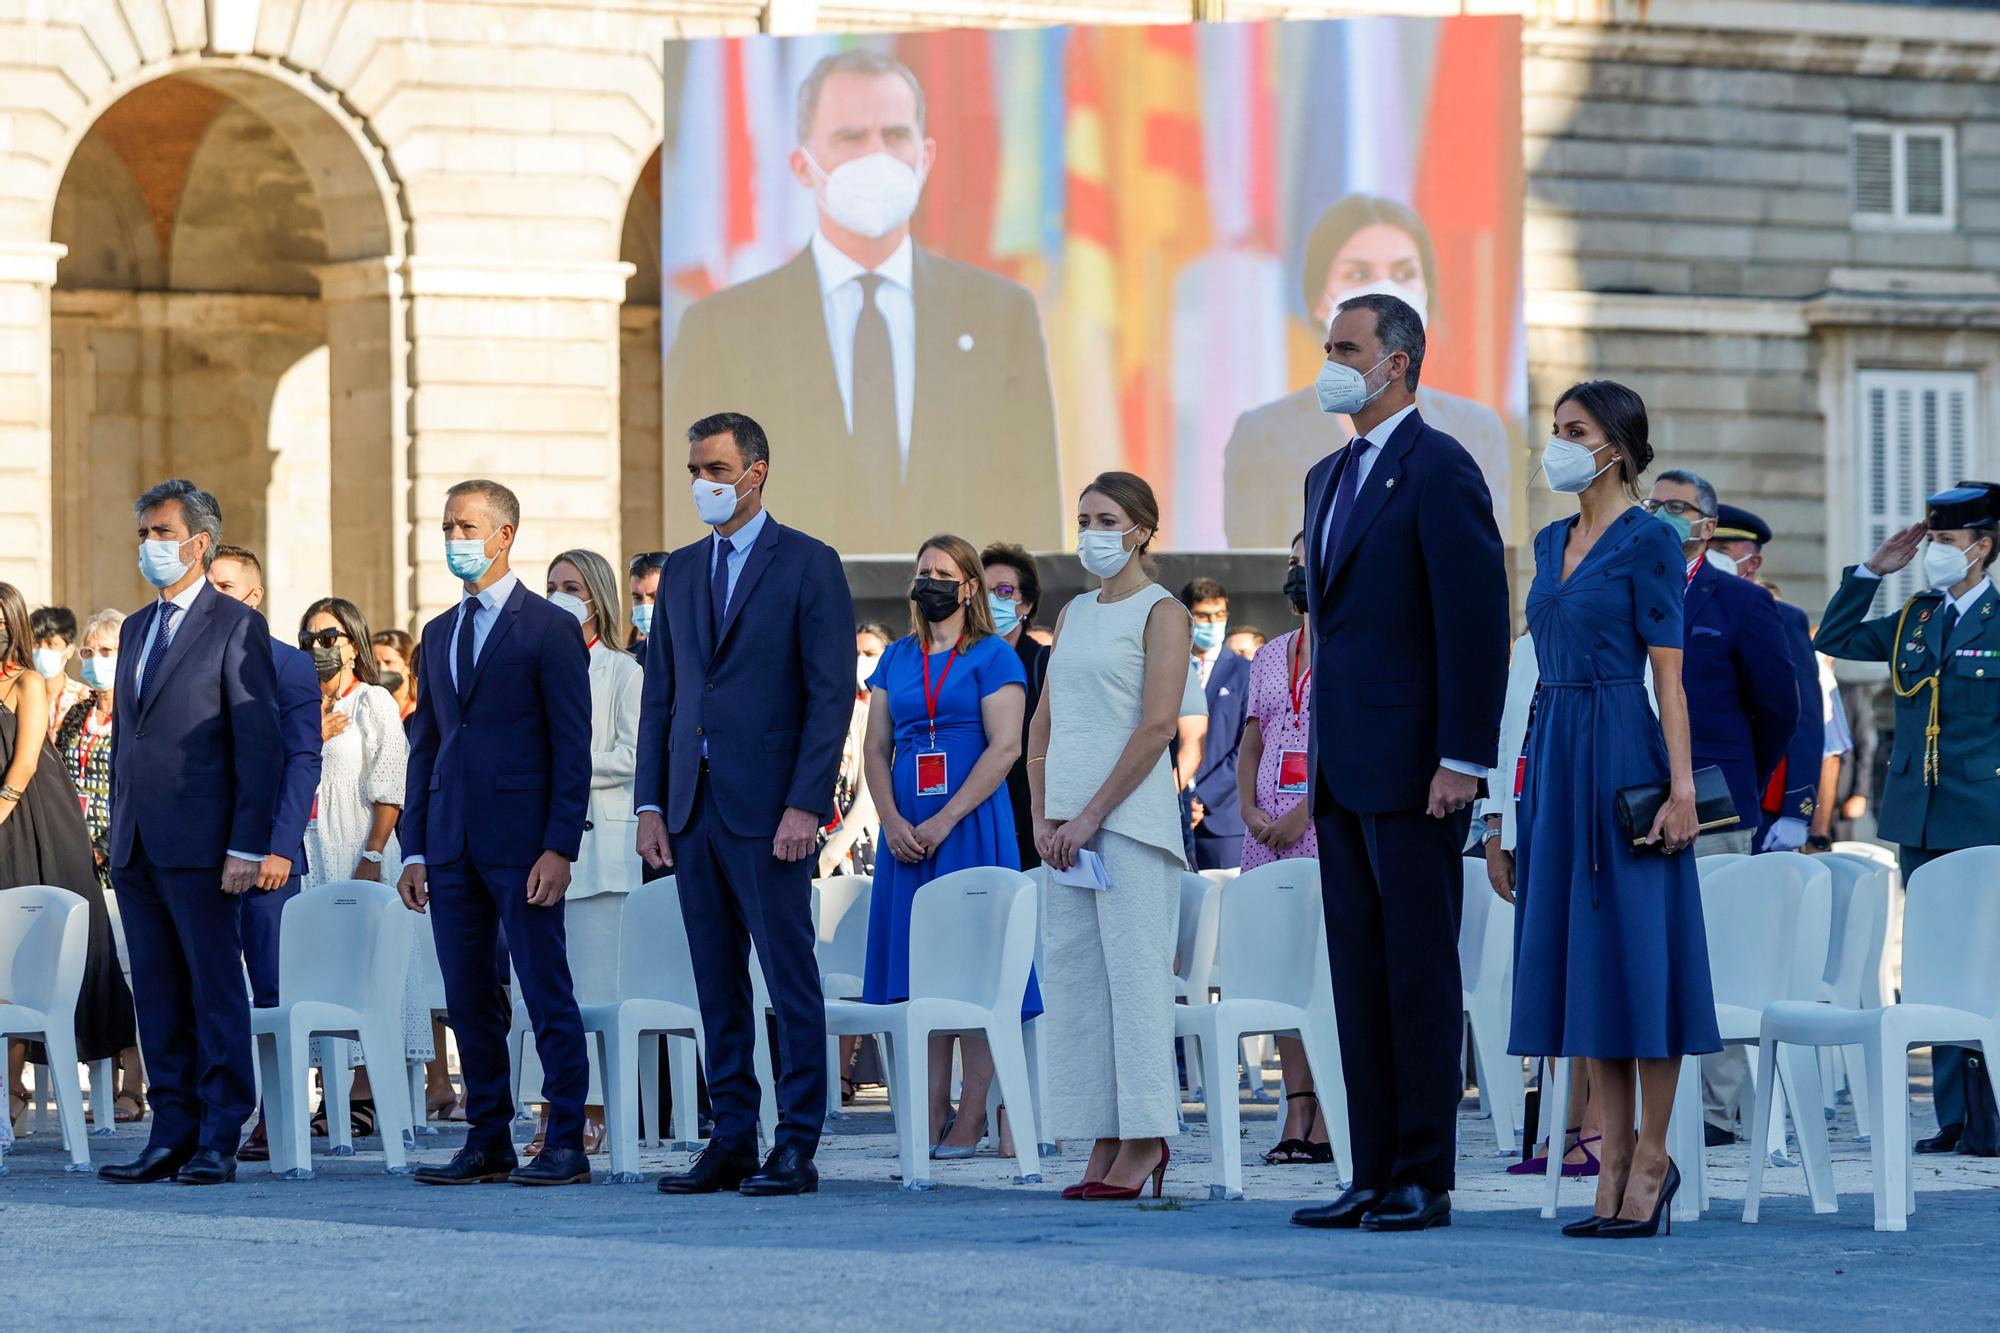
[80,655,115,690]
[1191,620,1225,653]
[138,536,196,589]
[630,603,653,637]
[446,536,495,583]
[987,594,1021,637]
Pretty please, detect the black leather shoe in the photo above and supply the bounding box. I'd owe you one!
[1290,1186,1385,1230]
[175,1148,238,1185]
[1359,1183,1451,1232]
[1703,1122,1737,1148]
[1916,1124,1963,1154]
[99,1144,193,1184]
[739,1145,819,1196]
[656,1144,760,1194]
[510,1146,592,1186]
[413,1145,520,1186]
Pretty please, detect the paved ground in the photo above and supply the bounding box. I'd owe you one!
[5,1073,1996,1330]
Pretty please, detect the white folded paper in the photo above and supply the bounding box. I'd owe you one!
[1048,847,1109,891]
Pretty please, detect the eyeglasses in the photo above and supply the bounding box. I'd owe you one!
[988,583,1022,600]
[299,629,348,650]
[1640,499,1711,519]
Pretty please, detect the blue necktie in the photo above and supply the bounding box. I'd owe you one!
[711,536,733,643]
[139,601,178,707]
[455,597,478,704]
[1322,439,1369,566]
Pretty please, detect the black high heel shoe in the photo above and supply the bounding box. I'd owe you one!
[1560,1214,1613,1238]
[1598,1159,1680,1239]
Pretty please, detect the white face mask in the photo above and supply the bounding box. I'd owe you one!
[548,590,592,631]
[1078,526,1139,580]
[805,149,925,240]
[1541,437,1616,495]
[1333,279,1429,330]
[1923,538,1977,591]
[1706,548,1739,578]
[1315,353,1394,416]
[692,474,746,528]
[33,647,66,679]
[857,655,879,691]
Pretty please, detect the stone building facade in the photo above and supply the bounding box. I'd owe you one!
[0,0,1993,632]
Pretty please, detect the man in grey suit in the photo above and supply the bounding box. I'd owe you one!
[662,48,1060,555]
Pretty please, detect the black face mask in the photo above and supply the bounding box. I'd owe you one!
[376,670,404,696]
[310,644,345,682]
[1283,562,1309,614]
[910,578,964,624]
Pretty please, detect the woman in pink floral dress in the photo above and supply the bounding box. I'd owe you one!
[1234,533,1330,1162]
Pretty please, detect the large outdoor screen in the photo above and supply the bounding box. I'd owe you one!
[659,17,1524,557]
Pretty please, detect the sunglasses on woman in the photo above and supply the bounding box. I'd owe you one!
[299,628,348,650]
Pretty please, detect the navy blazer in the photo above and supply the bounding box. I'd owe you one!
[268,638,322,876]
[403,580,593,867]
[1768,599,1823,825]
[1682,558,1799,827]
[1191,650,1251,839]
[635,516,856,839]
[108,581,283,869]
[1303,409,1509,814]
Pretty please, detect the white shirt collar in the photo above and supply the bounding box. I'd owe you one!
[464,569,520,614]
[161,578,206,613]
[1356,402,1418,450]
[1949,578,1994,620]
[811,229,914,300]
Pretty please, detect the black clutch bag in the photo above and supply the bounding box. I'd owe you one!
[1615,765,1738,851]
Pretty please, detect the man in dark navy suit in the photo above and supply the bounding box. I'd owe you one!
[1291,294,1509,1233]
[205,544,323,1163]
[1706,505,1823,852]
[397,479,595,1187]
[638,411,856,1197]
[1184,577,1250,871]
[1644,471,1798,1143]
[98,480,282,1188]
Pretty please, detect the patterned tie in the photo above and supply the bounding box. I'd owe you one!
[455,597,478,704]
[139,601,178,708]
[711,535,733,644]
[1322,439,1370,566]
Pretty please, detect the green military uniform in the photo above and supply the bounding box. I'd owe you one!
[1816,481,2000,1144]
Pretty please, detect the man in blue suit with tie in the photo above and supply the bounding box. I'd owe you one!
[205,544,323,1162]
[637,411,856,1197]
[1183,577,1250,871]
[98,480,282,1187]
[397,479,596,1187]
[1290,295,1509,1233]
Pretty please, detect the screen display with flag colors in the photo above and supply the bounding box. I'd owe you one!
[658,18,1524,558]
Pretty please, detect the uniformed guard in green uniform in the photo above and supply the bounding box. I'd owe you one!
[1817,480,2000,1154]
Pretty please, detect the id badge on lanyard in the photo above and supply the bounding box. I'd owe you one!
[1279,635,1311,795]
[917,644,958,800]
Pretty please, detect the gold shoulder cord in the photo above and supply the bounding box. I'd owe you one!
[1888,594,1942,786]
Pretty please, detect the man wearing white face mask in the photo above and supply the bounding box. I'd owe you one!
[661,48,1060,555]
[1818,481,2000,1156]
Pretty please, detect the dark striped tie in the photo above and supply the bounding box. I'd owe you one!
[139,601,178,708]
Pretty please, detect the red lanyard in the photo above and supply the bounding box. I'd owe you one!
[338,677,362,701]
[920,644,959,749]
[1287,633,1312,718]
[1685,553,1704,586]
[585,635,601,651]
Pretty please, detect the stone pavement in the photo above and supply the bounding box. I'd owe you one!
[4,1081,1996,1330]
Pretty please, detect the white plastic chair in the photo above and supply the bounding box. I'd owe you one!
[1459,862,1522,1154]
[1745,846,2000,1231]
[1172,872,1221,1101]
[1695,852,1749,879]
[1815,855,1894,1137]
[251,881,415,1177]
[507,896,623,1128]
[815,875,872,1118]
[823,867,1041,1190]
[0,886,93,1171]
[1175,859,1350,1199]
[1835,841,1906,1000]
[578,877,708,1182]
[400,910,451,1139]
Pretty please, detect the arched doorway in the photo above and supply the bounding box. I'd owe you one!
[620,146,665,563]
[46,62,405,629]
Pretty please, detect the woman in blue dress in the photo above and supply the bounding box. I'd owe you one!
[861,533,1041,1158]
[1508,381,1721,1239]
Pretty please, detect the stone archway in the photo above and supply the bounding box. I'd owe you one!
[40,58,407,629]
[620,146,665,563]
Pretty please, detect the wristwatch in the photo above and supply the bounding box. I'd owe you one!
[1806,835,1832,851]
[1481,821,1504,843]
[358,849,385,865]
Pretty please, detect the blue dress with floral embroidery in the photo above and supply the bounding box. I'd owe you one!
[1508,507,1722,1059]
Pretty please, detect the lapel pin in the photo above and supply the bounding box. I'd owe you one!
[957,333,975,351]
[1919,609,1932,621]
[1384,477,1396,490]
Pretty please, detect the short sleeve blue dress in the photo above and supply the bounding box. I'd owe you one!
[862,633,1042,1017]
[1508,508,1722,1059]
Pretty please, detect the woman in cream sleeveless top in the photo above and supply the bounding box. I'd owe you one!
[1028,472,1191,1200]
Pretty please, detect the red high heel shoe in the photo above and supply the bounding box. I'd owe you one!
[1079,1143,1170,1200]
[1060,1181,1095,1200]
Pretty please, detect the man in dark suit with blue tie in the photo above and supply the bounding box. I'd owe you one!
[1291,295,1509,1233]
[397,479,596,1187]
[205,544,323,1163]
[98,480,283,1187]
[637,411,856,1197]
[1183,577,1250,871]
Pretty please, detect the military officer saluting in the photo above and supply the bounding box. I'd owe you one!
[1817,479,2000,1155]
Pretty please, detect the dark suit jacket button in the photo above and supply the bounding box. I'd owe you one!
[583,819,594,831]
[695,726,704,736]
[705,682,714,691]
[136,730,145,740]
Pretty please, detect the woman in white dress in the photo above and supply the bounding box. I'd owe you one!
[1029,471,1192,1200]
[296,597,432,1138]
[525,548,642,1155]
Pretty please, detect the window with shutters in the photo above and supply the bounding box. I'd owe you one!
[1856,370,1980,614]
[1851,124,1956,230]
